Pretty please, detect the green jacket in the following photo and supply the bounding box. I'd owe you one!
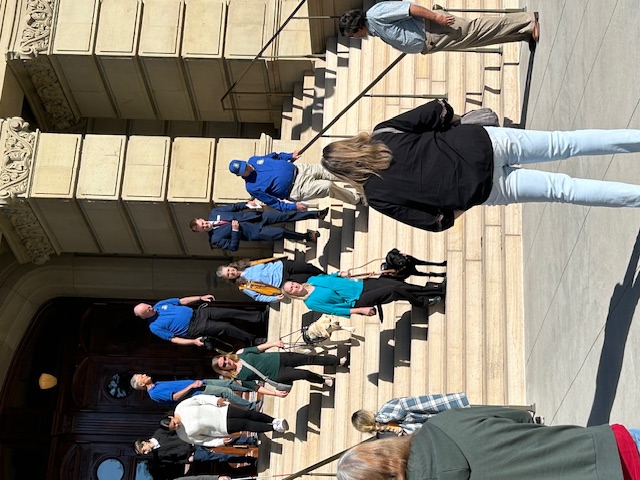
[407,407,622,480]
[236,347,281,388]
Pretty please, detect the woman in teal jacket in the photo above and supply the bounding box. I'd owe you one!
[283,273,445,318]
[337,406,640,480]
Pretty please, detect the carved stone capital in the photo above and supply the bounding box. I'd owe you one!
[0,117,56,264]
[0,117,36,200]
[12,0,56,60]
[0,198,55,265]
[20,56,82,132]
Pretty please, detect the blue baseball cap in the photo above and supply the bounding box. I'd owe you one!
[229,160,248,175]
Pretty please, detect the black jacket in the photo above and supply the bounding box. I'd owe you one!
[151,427,193,465]
[364,100,494,232]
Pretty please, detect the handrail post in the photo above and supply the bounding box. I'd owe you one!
[297,53,407,156]
[220,0,308,109]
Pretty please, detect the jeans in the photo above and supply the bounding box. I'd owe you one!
[482,127,640,207]
[192,436,255,463]
[202,380,259,411]
[628,428,640,451]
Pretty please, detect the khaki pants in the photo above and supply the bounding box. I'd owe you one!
[289,163,360,204]
[422,11,535,53]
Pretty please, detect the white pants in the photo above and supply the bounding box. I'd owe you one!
[482,127,640,207]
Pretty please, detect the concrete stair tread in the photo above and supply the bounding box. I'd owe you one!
[262,0,526,473]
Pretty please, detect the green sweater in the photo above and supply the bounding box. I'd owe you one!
[236,347,281,388]
[406,407,622,480]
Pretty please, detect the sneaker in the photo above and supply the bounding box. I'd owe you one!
[323,376,334,388]
[272,418,289,433]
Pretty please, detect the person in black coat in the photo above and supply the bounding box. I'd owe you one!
[134,427,255,467]
[189,202,327,251]
[321,100,640,232]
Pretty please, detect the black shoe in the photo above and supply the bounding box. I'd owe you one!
[428,296,442,307]
[317,207,329,221]
[529,12,539,52]
[253,337,267,346]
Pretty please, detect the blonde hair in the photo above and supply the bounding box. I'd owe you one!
[351,410,404,435]
[282,281,312,301]
[337,436,412,480]
[321,133,393,189]
[211,353,240,378]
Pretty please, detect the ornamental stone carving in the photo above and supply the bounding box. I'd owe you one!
[0,117,36,200]
[14,0,56,59]
[21,56,80,132]
[0,117,56,264]
[9,0,83,132]
[1,199,55,265]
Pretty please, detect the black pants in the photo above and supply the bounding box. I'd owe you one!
[187,307,259,344]
[354,277,444,309]
[281,260,323,284]
[276,352,338,384]
[226,405,275,433]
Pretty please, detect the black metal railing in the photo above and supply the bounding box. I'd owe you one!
[220,0,309,111]
[297,52,407,155]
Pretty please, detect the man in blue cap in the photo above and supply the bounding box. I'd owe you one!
[229,150,361,212]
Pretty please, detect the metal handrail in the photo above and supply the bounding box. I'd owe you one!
[220,0,308,109]
[363,93,447,99]
[278,403,536,480]
[297,52,407,155]
[281,438,375,480]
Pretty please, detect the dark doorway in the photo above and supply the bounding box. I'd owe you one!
[0,298,265,480]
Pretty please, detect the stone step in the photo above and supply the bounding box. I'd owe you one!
[262,0,527,474]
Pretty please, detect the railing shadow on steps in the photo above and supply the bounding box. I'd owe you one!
[219,1,523,115]
[220,0,312,113]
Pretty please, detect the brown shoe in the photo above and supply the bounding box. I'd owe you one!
[307,230,320,242]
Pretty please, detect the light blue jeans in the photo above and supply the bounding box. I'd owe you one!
[627,428,640,452]
[482,127,640,207]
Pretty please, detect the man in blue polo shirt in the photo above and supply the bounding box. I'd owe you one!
[133,294,265,347]
[130,373,261,410]
[228,150,361,211]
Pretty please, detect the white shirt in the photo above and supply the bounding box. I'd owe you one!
[174,394,229,447]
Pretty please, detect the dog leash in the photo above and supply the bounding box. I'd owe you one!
[346,268,398,279]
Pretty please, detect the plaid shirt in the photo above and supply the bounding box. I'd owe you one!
[375,393,469,434]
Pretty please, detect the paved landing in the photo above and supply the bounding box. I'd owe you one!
[520,0,640,426]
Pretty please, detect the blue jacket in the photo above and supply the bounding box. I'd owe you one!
[243,152,298,211]
[207,203,263,251]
